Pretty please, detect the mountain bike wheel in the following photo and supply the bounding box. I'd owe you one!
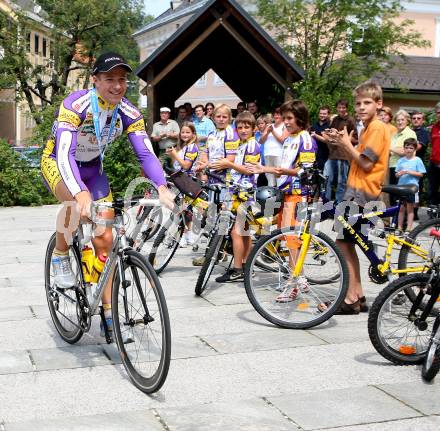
[422,318,440,382]
[148,217,185,274]
[368,274,436,365]
[112,250,171,394]
[244,228,348,329]
[195,234,226,296]
[44,233,84,344]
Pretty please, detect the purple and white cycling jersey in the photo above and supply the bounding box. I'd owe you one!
[49,89,165,196]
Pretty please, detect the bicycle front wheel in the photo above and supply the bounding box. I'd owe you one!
[368,274,436,365]
[422,318,440,381]
[244,228,348,329]
[45,233,84,344]
[112,250,171,393]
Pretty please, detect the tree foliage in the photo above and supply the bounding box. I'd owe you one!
[256,0,430,116]
[0,139,56,206]
[0,0,152,124]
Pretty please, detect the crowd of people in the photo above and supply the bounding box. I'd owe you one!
[149,85,440,314]
[153,97,440,236]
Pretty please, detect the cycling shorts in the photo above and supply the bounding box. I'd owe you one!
[41,150,112,203]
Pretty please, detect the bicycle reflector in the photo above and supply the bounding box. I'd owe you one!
[430,229,440,239]
[399,345,417,355]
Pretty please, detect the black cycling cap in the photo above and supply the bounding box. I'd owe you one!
[92,52,132,75]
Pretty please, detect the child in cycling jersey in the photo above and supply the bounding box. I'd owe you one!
[195,104,240,190]
[167,122,200,247]
[192,104,240,266]
[214,112,261,283]
[167,121,199,174]
[249,100,317,301]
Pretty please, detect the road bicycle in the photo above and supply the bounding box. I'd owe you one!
[44,197,171,393]
[368,229,440,371]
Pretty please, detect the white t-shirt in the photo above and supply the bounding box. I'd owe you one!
[263,123,285,157]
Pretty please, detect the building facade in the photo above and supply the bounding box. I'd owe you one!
[0,0,83,146]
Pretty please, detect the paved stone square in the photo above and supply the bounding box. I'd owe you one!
[0,205,439,430]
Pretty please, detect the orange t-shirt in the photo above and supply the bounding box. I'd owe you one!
[344,119,390,206]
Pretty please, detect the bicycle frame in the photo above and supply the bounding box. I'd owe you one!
[331,204,429,275]
[77,201,155,318]
[264,164,430,281]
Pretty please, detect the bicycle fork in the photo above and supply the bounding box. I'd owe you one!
[118,254,155,335]
[412,279,440,331]
[292,231,312,278]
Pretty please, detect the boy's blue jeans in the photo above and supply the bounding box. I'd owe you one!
[324,159,349,204]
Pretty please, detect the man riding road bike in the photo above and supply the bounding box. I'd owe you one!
[40,51,173,337]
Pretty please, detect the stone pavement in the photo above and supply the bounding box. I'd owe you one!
[0,205,439,430]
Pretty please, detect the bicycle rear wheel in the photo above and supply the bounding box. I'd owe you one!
[112,250,171,394]
[44,233,84,344]
[368,274,436,365]
[148,216,185,274]
[194,234,226,296]
[244,228,348,329]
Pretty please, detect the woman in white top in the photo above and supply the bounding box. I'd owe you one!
[259,107,290,186]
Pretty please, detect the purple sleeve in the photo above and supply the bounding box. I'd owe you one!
[129,131,167,187]
[120,98,166,187]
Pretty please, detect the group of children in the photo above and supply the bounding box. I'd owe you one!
[166,81,426,315]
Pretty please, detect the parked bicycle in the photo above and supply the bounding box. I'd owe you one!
[368,229,440,372]
[44,197,171,393]
[193,171,280,297]
[244,167,348,328]
[244,167,440,329]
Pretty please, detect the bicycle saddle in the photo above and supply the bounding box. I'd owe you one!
[381,184,418,198]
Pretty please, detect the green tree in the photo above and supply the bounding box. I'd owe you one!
[256,0,430,117]
[0,139,55,206]
[0,0,152,124]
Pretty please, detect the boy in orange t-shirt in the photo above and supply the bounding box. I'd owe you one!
[324,82,390,314]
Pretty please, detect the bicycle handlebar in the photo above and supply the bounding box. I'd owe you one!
[205,170,253,193]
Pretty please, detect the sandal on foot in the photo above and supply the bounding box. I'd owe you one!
[334,300,360,315]
[275,287,299,303]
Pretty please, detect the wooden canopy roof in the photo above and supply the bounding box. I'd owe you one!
[135,0,304,124]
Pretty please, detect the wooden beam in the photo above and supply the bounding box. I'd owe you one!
[146,67,155,132]
[220,20,290,90]
[150,19,222,87]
